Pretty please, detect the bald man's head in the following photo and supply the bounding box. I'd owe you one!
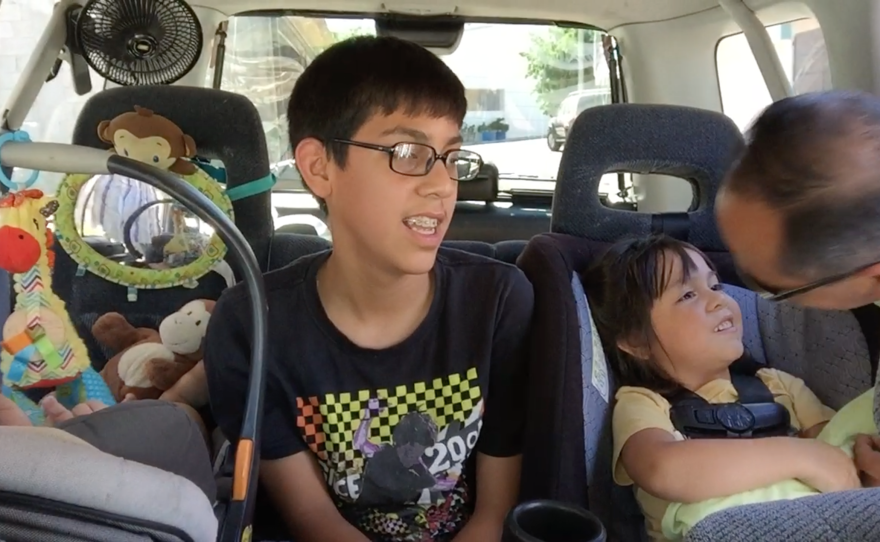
[717,90,880,309]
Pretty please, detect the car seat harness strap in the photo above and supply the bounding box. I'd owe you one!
[664,357,794,439]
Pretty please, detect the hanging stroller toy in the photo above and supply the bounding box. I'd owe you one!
[0,136,269,542]
[0,183,117,425]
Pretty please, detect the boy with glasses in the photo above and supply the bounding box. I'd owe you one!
[205,36,533,542]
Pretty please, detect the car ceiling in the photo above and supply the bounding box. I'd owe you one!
[193,0,780,28]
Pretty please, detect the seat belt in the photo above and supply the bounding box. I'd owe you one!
[664,356,793,439]
[651,212,690,241]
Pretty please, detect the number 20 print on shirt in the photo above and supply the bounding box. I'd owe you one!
[295,367,485,541]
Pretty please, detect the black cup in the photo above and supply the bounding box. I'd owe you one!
[502,499,607,542]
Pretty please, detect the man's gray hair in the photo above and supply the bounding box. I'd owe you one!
[723,90,880,279]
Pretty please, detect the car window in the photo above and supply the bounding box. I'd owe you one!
[216,17,629,202]
[0,0,106,193]
[577,95,592,113]
[717,17,830,129]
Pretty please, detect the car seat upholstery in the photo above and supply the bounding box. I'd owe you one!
[268,233,332,270]
[447,162,550,242]
[684,486,880,542]
[267,233,528,269]
[275,222,319,236]
[443,239,527,263]
[446,162,501,242]
[53,86,273,371]
[516,103,880,541]
[0,426,216,542]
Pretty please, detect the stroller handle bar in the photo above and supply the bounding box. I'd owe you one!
[0,139,268,541]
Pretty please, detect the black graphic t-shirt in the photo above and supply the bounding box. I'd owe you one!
[206,248,534,542]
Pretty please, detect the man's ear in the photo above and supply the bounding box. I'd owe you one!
[857,262,880,279]
[295,138,331,201]
[856,263,880,300]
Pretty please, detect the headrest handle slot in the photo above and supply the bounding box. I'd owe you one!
[650,212,690,241]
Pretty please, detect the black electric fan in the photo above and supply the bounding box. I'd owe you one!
[74,0,203,86]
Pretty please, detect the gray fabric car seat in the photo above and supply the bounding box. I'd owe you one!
[684,486,880,541]
[266,234,529,270]
[516,103,880,541]
[0,427,217,542]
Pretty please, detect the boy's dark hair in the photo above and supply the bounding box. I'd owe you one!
[287,35,467,212]
[723,90,880,280]
[584,234,714,395]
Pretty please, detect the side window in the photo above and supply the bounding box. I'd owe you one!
[716,17,830,130]
[215,15,341,191]
[465,89,505,111]
[0,0,105,192]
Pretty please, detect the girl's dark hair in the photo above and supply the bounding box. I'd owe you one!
[584,234,717,395]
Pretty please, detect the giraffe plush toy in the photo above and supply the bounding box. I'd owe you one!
[0,188,115,425]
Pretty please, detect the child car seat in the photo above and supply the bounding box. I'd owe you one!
[0,142,272,542]
[53,86,274,371]
[516,104,880,541]
[0,426,217,542]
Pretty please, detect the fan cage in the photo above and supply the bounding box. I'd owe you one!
[76,0,203,86]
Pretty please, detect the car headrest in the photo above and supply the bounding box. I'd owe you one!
[457,162,499,202]
[551,104,744,252]
[71,86,274,268]
[276,223,319,236]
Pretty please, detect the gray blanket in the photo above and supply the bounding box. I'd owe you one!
[685,488,880,541]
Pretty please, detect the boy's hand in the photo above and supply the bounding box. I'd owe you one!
[452,516,502,542]
[796,438,861,493]
[853,433,880,487]
[452,453,520,542]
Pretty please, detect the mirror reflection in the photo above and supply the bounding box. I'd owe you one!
[73,175,215,269]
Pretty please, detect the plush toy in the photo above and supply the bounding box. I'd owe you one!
[55,106,235,295]
[93,299,215,401]
[98,105,198,175]
[92,105,208,266]
[0,189,116,425]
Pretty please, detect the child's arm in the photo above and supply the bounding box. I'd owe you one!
[159,361,208,407]
[261,453,370,542]
[615,390,859,503]
[621,427,858,503]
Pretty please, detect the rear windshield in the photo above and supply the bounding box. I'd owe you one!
[216,15,623,200]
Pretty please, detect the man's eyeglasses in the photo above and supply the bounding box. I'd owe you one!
[737,259,880,302]
[333,139,484,182]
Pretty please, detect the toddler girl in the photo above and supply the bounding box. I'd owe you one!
[585,234,877,541]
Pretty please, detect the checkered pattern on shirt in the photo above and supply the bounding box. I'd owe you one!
[295,367,482,474]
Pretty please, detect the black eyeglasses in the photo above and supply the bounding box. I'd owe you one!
[737,259,880,302]
[333,139,483,181]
